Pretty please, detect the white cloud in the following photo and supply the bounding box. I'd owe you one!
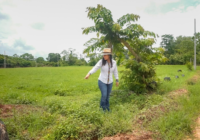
[145,4,200,47]
[150,0,180,5]
[0,0,199,58]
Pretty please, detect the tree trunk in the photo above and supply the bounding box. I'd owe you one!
[0,120,9,140]
[108,41,112,48]
[107,41,113,53]
[119,38,140,62]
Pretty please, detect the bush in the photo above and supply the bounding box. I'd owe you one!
[185,62,193,71]
[120,60,159,93]
[54,89,66,96]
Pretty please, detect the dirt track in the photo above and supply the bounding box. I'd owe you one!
[187,117,200,140]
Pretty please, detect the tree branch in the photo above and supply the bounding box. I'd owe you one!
[119,38,140,62]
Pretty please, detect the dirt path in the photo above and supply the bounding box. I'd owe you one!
[186,117,200,140]
[193,117,200,139]
[102,130,153,140]
[0,104,42,118]
[185,72,200,140]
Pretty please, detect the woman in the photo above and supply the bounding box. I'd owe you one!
[85,48,119,111]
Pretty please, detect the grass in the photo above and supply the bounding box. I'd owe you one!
[156,65,196,93]
[149,73,200,140]
[0,65,199,139]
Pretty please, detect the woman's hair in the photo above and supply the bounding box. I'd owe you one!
[102,55,113,68]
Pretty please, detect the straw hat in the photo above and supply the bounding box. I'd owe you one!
[102,48,112,55]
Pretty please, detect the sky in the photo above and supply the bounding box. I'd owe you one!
[0,0,200,59]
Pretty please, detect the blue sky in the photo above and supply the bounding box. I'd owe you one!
[0,0,200,59]
[146,0,200,14]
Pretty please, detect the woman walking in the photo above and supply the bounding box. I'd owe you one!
[85,48,119,111]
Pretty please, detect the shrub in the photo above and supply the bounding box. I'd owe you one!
[185,62,193,71]
[54,89,66,96]
[120,60,159,93]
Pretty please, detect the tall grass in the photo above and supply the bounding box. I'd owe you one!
[149,72,200,140]
[156,65,196,93]
[0,65,199,139]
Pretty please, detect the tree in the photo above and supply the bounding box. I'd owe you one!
[20,53,34,61]
[160,34,200,65]
[0,55,4,67]
[36,57,45,63]
[61,48,78,65]
[75,58,87,66]
[82,4,157,63]
[161,35,198,65]
[47,53,61,62]
[13,54,19,58]
[160,34,175,57]
[82,5,161,93]
[194,32,200,54]
[86,53,101,66]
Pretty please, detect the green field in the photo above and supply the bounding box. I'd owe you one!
[0,65,199,139]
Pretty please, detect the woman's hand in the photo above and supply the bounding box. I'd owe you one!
[116,82,119,87]
[84,74,90,79]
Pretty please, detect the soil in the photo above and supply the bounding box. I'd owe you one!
[102,130,153,140]
[0,104,16,118]
[186,117,200,140]
[192,117,200,139]
[191,75,199,83]
[0,104,41,118]
[168,89,188,97]
[186,72,200,140]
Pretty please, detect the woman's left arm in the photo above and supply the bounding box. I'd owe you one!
[113,63,119,87]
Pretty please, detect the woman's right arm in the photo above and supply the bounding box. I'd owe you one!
[84,60,102,79]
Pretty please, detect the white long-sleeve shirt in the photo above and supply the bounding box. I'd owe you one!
[89,59,119,84]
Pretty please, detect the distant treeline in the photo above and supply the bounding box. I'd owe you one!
[160,33,200,65]
[0,48,101,68]
[1,33,200,68]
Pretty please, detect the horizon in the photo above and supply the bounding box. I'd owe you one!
[0,0,200,58]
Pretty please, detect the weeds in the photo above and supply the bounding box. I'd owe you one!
[186,62,193,71]
[0,66,199,139]
[2,108,56,140]
[149,75,200,140]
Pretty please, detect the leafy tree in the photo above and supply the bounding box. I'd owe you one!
[82,4,157,63]
[20,53,34,61]
[194,32,200,54]
[86,53,101,66]
[0,55,4,67]
[47,53,61,62]
[75,58,87,66]
[82,5,162,93]
[175,36,194,63]
[36,57,45,63]
[61,48,78,65]
[160,34,175,57]
[13,54,19,58]
[160,34,200,65]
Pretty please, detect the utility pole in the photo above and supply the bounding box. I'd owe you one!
[4,51,6,68]
[194,19,196,70]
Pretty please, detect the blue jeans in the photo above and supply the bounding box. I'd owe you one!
[98,80,113,111]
